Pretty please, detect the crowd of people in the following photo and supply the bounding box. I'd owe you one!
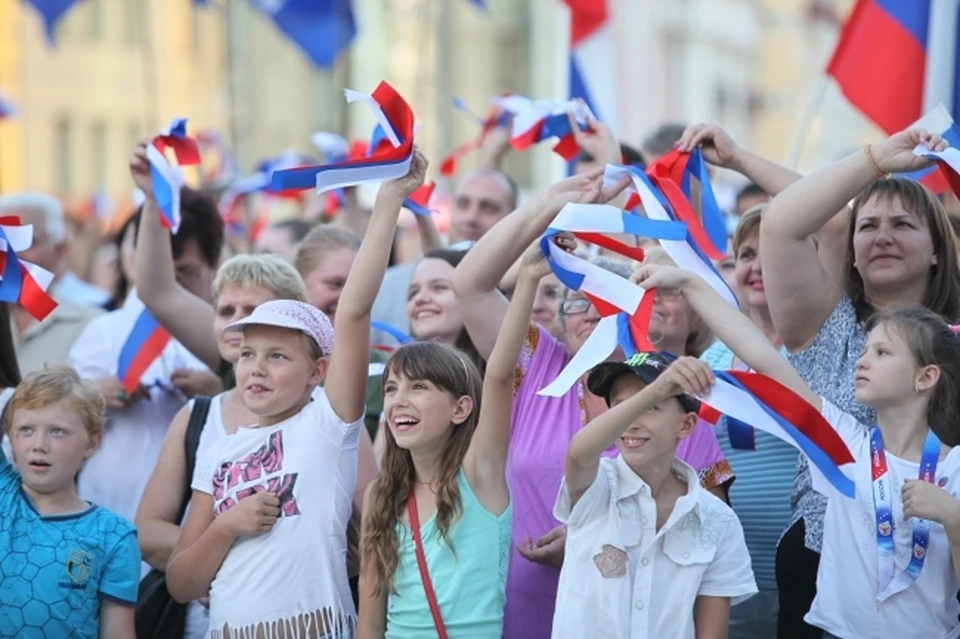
[1,107,959,639]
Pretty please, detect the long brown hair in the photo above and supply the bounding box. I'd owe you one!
[362,341,483,595]
[844,178,960,323]
[864,306,960,446]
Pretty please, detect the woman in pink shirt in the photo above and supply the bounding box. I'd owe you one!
[452,169,732,639]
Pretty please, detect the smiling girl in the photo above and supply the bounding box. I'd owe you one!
[636,263,960,638]
[358,239,555,638]
[406,247,484,372]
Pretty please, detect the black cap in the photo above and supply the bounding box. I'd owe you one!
[587,351,700,413]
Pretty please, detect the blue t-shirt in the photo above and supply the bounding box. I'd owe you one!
[0,451,141,638]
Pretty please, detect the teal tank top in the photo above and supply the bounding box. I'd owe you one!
[386,469,512,638]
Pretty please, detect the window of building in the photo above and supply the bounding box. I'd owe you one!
[89,0,105,41]
[92,121,108,189]
[55,117,74,196]
[124,0,141,46]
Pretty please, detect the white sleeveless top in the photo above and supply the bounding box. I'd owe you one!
[191,387,362,638]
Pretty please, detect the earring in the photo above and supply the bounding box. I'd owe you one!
[915,382,923,393]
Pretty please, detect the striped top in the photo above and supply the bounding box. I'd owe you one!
[700,341,798,591]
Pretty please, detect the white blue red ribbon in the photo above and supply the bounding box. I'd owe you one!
[493,95,592,161]
[603,164,738,306]
[0,216,57,321]
[117,308,171,394]
[272,82,416,194]
[148,118,201,233]
[870,427,941,601]
[440,97,512,176]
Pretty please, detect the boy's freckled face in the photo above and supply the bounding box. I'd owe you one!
[8,400,99,495]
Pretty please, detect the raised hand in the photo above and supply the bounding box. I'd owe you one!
[630,263,693,292]
[652,356,715,400]
[520,233,576,282]
[675,123,742,169]
[870,128,949,174]
[383,147,429,201]
[567,105,620,167]
[128,140,154,198]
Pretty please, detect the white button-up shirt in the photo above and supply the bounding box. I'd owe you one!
[69,289,208,524]
[552,455,757,639]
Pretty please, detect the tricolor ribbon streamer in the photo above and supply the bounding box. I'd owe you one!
[439,97,511,176]
[147,118,202,233]
[899,104,960,196]
[0,216,58,321]
[271,82,416,194]
[702,368,856,498]
[646,148,728,259]
[404,182,436,217]
[117,308,172,394]
[493,95,593,161]
[603,164,737,306]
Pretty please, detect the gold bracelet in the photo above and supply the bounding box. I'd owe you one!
[862,144,890,179]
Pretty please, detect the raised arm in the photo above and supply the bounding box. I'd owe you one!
[677,123,851,291]
[464,241,556,507]
[134,405,191,570]
[759,128,947,350]
[326,151,428,423]
[129,143,221,371]
[565,357,710,507]
[452,168,629,358]
[634,264,819,409]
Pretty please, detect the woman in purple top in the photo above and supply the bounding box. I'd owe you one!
[452,169,733,639]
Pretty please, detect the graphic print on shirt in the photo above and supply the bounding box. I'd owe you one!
[212,431,301,517]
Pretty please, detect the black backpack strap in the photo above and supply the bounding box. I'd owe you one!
[174,396,212,524]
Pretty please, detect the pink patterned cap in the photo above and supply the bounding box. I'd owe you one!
[225,299,334,355]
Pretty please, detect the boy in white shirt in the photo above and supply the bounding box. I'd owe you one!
[553,351,756,639]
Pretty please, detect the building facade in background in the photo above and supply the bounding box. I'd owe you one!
[0,0,885,208]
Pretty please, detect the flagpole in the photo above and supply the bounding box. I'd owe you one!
[784,73,830,169]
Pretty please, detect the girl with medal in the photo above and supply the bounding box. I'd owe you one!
[632,263,960,639]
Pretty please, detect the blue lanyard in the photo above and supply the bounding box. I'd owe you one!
[869,427,941,601]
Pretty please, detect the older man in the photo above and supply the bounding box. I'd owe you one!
[0,193,105,375]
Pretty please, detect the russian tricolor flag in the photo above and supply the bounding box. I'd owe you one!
[117,308,171,395]
[827,0,960,137]
[565,0,619,133]
[147,118,202,233]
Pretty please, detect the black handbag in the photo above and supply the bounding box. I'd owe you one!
[135,396,212,639]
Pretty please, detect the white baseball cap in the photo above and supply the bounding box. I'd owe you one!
[225,299,334,355]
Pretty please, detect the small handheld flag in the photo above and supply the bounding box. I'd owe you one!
[117,308,172,394]
[147,118,202,234]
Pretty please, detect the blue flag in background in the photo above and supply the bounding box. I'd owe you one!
[253,0,356,68]
[24,0,80,43]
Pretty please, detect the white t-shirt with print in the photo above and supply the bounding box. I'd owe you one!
[191,387,362,637]
[552,455,756,639]
[807,399,960,639]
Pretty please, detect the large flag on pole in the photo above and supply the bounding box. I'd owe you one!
[564,0,619,133]
[252,0,356,68]
[826,0,960,135]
